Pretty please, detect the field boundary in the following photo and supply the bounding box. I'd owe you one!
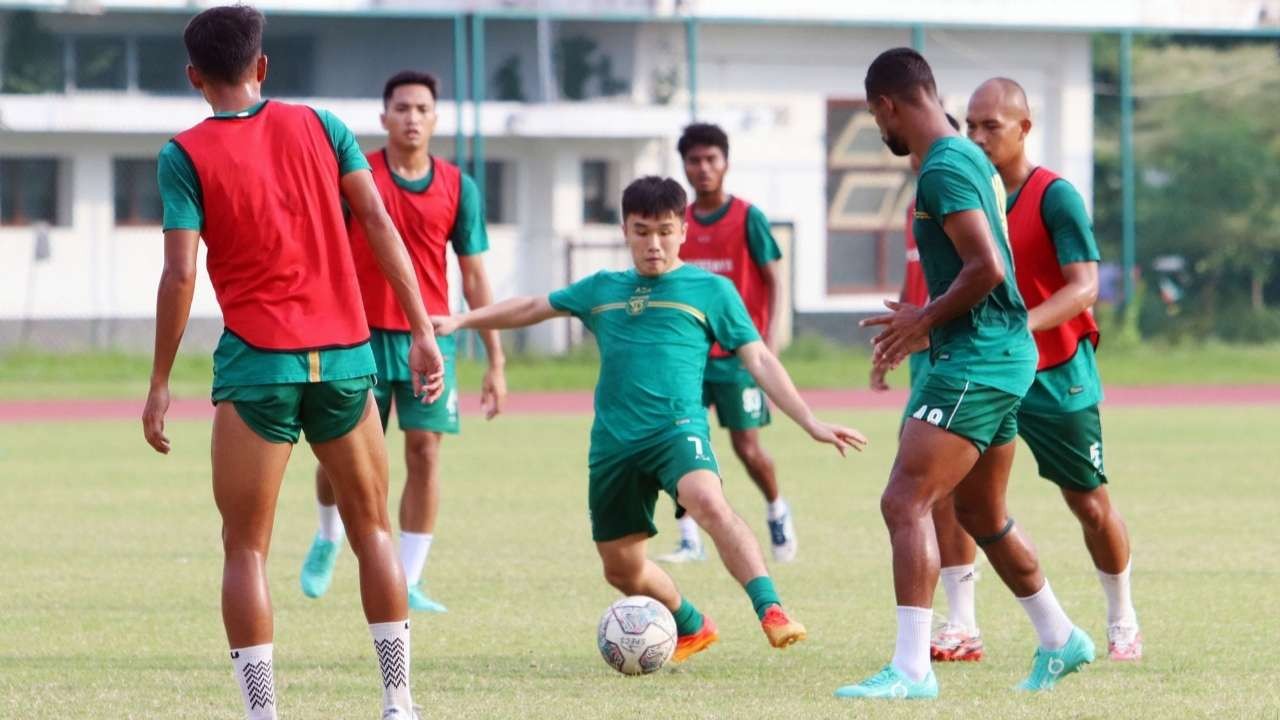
[1,385,1277,423]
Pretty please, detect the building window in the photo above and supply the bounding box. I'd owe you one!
[1,11,64,93]
[113,159,163,226]
[72,36,127,90]
[483,160,516,224]
[0,158,61,226]
[582,159,616,224]
[264,36,315,96]
[137,37,191,94]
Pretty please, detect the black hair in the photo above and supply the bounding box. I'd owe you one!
[946,112,960,131]
[864,47,937,102]
[677,123,729,160]
[383,70,439,105]
[183,5,265,85]
[621,176,687,220]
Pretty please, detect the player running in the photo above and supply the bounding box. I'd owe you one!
[432,176,866,662]
[142,7,443,719]
[300,70,507,614]
[923,77,1140,663]
[658,122,797,564]
[835,49,1094,700]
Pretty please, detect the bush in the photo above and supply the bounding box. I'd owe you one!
[1214,307,1280,344]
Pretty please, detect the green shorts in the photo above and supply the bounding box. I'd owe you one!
[212,376,374,445]
[369,329,459,434]
[1017,404,1107,492]
[588,428,721,542]
[702,356,770,431]
[905,373,1021,453]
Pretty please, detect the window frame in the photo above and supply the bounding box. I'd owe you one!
[0,157,63,227]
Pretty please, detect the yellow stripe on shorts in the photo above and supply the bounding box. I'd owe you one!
[308,350,321,382]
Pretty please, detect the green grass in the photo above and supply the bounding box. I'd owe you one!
[1,405,1278,718]
[2,338,1278,401]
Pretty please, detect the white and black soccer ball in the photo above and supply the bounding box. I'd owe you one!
[597,596,677,675]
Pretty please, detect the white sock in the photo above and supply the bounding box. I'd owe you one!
[370,620,413,714]
[1016,581,1074,650]
[767,497,789,520]
[399,532,433,587]
[677,515,701,547]
[1097,559,1138,627]
[940,564,978,633]
[230,643,277,720]
[317,502,345,543]
[890,606,932,682]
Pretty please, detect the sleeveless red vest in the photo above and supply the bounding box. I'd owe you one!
[902,199,929,307]
[1007,167,1100,370]
[680,197,769,358]
[349,151,460,330]
[173,101,368,351]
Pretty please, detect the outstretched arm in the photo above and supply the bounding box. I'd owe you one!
[142,230,199,454]
[736,340,868,456]
[458,254,507,419]
[434,295,566,336]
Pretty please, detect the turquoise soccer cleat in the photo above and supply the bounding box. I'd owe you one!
[1017,627,1096,691]
[407,585,448,613]
[834,664,939,700]
[299,534,340,599]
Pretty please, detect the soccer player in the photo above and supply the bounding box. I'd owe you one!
[432,176,867,661]
[300,70,507,614]
[835,48,1094,700]
[923,76,1141,663]
[658,122,796,564]
[141,7,443,719]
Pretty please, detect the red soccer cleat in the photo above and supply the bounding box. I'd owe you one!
[672,615,719,663]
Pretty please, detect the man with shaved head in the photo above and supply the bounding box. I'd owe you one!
[924,77,1142,663]
[836,48,1094,701]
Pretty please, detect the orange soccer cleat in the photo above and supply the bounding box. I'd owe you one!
[672,615,719,663]
[761,605,807,649]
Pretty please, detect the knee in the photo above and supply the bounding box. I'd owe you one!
[602,562,642,593]
[1069,492,1110,533]
[879,478,928,529]
[731,434,762,465]
[682,491,732,527]
[404,433,441,474]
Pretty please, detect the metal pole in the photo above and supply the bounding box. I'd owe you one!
[1119,30,1136,309]
[453,14,468,170]
[911,24,926,52]
[685,16,698,121]
[471,14,486,205]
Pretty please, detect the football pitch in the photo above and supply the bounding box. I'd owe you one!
[1,403,1278,719]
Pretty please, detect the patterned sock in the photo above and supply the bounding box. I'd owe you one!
[672,596,705,636]
[399,532,433,587]
[745,576,781,620]
[230,643,277,720]
[370,620,412,714]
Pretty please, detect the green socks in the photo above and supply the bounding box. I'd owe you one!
[746,576,782,620]
[672,597,705,636]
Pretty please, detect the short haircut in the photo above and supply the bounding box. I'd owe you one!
[383,70,439,105]
[183,5,265,85]
[677,123,729,160]
[621,176,687,220]
[865,47,937,102]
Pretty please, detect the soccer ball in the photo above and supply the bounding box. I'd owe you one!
[597,596,677,675]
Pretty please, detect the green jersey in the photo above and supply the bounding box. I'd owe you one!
[548,264,761,457]
[1009,179,1105,413]
[913,136,1037,397]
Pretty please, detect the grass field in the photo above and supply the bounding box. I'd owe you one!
[2,338,1278,400]
[2,403,1278,719]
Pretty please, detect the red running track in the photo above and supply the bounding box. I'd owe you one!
[1,385,1278,424]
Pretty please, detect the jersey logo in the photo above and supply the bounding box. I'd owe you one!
[914,210,931,220]
[627,290,650,315]
[696,233,713,243]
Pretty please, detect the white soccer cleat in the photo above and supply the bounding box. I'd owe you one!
[768,505,797,563]
[656,539,706,564]
[381,706,421,720]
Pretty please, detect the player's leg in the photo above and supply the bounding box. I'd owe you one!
[399,428,446,612]
[675,468,806,649]
[953,431,1094,691]
[300,377,392,599]
[657,383,721,565]
[930,496,982,661]
[211,396,295,720]
[305,382,415,717]
[1022,404,1140,659]
[729,426,797,563]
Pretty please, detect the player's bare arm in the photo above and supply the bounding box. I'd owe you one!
[142,229,200,454]
[1026,261,1099,332]
[861,208,1004,369]
[736,340,868,456]
[341,169,445,401]
[759,259,784,354]
[458,254,508,419]
[433,295,566,336]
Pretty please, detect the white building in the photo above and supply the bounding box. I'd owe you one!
[1,0,1273,352]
